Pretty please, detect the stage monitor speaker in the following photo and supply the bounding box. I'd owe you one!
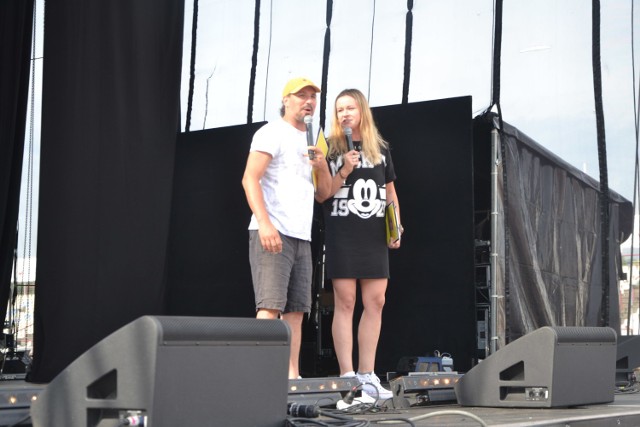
[454,326,616,408]
[30,316,290,427]
[616,335,640,385]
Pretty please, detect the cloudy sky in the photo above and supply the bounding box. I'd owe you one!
[181,0,640,204]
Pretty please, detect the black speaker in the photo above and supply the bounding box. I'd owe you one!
[30,316,290,427]
[616,335,640,385]
[454,326,617,407]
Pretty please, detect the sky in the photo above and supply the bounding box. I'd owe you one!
[15,0,640,279]
[180,0,640,201]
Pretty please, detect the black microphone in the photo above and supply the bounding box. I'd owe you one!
[304,115,315,160]
[287,402,319,418]
[344,127,361,164]
[343,126,354,152]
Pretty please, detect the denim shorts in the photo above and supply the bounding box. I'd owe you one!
[249,230,312,314]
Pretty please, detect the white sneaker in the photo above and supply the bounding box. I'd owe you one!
[356,372,393,400]
[340,371,356,378]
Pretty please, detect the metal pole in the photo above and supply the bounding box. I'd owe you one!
[490,129,501,354]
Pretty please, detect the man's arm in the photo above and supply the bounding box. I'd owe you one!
[242,151,282,253]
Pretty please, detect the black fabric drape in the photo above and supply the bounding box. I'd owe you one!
[499,120,629,341]
[319,0,333,129]
[402,0,413,104]
[30,0,184,383]
[591,0,611,326]
[0,0,35,327]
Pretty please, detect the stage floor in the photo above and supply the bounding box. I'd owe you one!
[2,379,639,426]
[308,392,640,426]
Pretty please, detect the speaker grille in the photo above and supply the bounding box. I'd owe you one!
[154,316,290,345]
[551,326,617,344]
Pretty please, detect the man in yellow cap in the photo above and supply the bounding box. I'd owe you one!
[242,77,330,379]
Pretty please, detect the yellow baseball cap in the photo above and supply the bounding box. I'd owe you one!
[282,77,321,98]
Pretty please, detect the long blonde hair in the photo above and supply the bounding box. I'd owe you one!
[328,89,388,165]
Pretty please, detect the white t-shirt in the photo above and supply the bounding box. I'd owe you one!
[248,119,315,241]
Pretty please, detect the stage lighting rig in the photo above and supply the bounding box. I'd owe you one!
[388,372,463,408]
[288,377,361,406]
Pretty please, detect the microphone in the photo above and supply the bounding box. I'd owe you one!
[343,385,358,404]
[304,115,315,160]
[344,126,360,164]
[343,126,354,152]
[287,402,319,418]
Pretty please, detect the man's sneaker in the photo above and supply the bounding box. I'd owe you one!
[356,372,393,400]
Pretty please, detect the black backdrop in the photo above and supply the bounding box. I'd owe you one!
[374,97,476,374]
[166,123,264,317]
[166,96,476,376]
[0,0,34,331]
[30,0,185,383]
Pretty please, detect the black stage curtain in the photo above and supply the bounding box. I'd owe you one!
[166,124,264,317]
[374,97,476,374]
[30,0,184,383]
[0,0,35,331]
